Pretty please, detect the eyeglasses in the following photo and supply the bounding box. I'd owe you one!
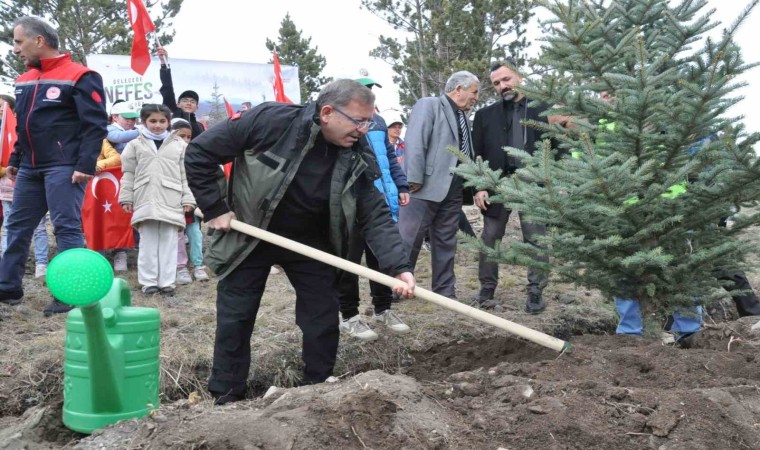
[333,106,375,130]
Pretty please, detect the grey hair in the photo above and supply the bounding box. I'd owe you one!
[13,16,59,50]
[316,79,375,110]
[444,71,479,93]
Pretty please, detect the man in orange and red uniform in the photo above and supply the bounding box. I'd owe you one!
[0,16,107,315]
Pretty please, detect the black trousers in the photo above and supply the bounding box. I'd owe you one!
[337,240,393,319]
[478,208,548,294]
[208,241,340,397]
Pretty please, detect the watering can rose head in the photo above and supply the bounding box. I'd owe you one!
[47,249,115,306]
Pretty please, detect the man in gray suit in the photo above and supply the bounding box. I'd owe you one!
[398,71,480,298]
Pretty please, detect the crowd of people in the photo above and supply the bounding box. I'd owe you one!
[2,15,759,404]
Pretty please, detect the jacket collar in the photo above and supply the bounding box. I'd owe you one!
[30,53,71,72]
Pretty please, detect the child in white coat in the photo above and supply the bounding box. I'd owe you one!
[119,104,195,296]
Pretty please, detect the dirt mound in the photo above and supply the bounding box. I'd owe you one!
[72,370,462,450]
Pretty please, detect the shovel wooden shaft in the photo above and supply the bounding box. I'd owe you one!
[199,212,571,353]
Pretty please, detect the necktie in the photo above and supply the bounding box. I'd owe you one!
[458,110,472,161]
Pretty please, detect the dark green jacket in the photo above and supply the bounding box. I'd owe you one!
[184,102,411,280]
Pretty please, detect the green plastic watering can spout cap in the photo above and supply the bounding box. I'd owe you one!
[47,249,115,306]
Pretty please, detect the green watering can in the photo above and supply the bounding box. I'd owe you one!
[47,249,160,434]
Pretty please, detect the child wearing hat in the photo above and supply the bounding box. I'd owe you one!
[107,100,140,154]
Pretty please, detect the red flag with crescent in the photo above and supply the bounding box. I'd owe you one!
[82,166,135,250]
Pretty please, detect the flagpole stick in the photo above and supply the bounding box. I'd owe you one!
[195,210,572,353]
[153,34,166,65]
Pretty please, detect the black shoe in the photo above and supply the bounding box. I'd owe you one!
[472,288,494,303]
[525,292,546,314]
[160,287,175,297]
[734,293,760,317]
[43,299,73,317]
[675,332,698,349]
[0,290,23,306]
[478,298,503,311]
[143,286,160,295]
[213,393,244,406]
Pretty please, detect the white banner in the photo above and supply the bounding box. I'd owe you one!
[86,54,301,116]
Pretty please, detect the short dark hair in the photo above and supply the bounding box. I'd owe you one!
[316,79,375,111]
[13,16,59,51]
[490,57,519,73]
[140,103,173,122]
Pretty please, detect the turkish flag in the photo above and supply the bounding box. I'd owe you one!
[82,166,135,251]
[221,97,235,179]
[127,0,156,76]
[273,51,293,104]
[0,102,17,167]
[223,97,235,117]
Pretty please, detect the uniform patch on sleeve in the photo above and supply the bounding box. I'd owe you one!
[92,91,102,104]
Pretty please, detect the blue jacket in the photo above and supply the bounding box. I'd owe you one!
[107,124,139,154]
[366,114,408,221]
[11,54,108,174]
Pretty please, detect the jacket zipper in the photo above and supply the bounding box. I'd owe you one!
[25,76,41,167]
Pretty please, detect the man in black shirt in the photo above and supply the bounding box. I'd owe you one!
[185,79,415,405]
[472,62,552,314]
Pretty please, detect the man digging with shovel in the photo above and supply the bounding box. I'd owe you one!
[185,79,416,405]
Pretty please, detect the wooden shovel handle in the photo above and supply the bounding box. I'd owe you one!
[197,210,572,353]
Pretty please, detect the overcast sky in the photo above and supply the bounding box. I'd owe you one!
[165,0,760,132]
[2,1,756,132]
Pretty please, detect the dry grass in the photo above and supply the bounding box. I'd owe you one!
[22,211,755,417]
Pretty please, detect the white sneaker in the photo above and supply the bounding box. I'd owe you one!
[113,251,128,272]
[35,263,47,279]
[373,310,410,334]
[339,315,379,341]
[193,266,210,282]
[176,266,192,285]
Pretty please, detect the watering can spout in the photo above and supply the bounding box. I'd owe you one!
[78,281,130,413]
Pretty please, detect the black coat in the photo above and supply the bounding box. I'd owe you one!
[472,97,550,218]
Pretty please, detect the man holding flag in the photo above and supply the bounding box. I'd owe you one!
[0,16,107,314]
